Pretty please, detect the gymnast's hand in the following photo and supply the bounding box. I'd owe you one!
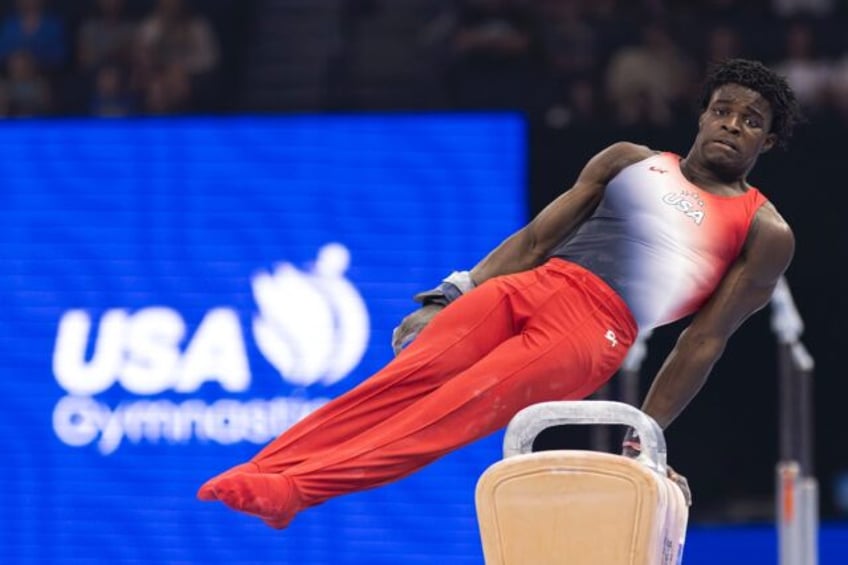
[391,304,443,355]
[667,465,692,506]
[622,428,691,506]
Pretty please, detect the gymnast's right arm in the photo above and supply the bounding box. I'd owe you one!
[468,142,651,284]
[391,142,652,354]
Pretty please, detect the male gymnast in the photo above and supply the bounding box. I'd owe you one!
[198,58,801,529]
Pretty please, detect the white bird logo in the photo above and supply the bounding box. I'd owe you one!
[252,244,370,387]
[252,243,369,386]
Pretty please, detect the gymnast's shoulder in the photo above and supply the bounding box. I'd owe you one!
[581,141,655,184]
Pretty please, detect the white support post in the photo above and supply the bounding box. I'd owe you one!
[771,277,817,565]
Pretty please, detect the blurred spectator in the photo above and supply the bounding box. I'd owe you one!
[536,0,604,129]
[77,0,136,73]
[0,0,66,70]
[773,20,830,111]
[584,0,639,67]
[6,49,51,116]
[693,25,746,106]
[134,0,220,114]
[605,22,695,126]
[142,61,191,114]
[0,0,846,122]
[544,74,603,129]
[538,0,597,81]
[699,0,751,23]
[825,49,848,121]
[772,0,834,17]
[703,25,744,65]
[445,0,544,111]
[89,64,135,117]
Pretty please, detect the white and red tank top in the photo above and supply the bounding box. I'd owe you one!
[551,152,767,330]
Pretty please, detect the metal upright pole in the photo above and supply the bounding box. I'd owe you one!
[791,341,816,565]
[771,276,817,565]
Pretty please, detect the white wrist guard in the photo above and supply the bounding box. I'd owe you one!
[413,270,476,306]
[443,271,476,294]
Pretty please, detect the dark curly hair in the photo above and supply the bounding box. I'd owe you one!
[699,59,802,150]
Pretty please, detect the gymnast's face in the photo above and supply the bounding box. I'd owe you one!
[694,83,777,177]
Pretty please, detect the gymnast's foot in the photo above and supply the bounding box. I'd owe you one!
[197,461,260,501]
[211,472,302,530]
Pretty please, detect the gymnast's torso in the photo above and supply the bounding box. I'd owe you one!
[550,151,767,330]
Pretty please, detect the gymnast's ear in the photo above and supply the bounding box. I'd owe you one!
[760,132,777,154]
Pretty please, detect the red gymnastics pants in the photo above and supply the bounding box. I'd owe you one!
[197,258,638,528]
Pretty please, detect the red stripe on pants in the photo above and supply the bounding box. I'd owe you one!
[251,259,637,508]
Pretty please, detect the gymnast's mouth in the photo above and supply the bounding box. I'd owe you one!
[711,139,738,152]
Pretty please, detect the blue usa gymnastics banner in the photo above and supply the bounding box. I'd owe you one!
[0,115,526,564]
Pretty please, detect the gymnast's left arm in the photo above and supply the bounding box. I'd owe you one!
[639,204,795,431]
[391,143,648,355]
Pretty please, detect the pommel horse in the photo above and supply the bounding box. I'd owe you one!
[476,401,689,564]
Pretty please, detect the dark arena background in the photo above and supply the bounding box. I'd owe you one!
[1,1,846,563]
